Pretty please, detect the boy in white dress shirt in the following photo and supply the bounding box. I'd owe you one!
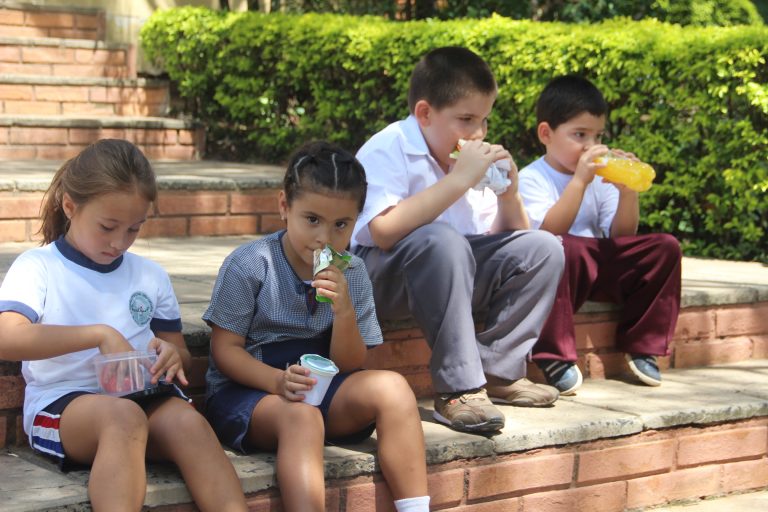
[351,46,565,434]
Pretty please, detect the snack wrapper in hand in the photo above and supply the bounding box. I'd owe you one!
[450,139,512,195]
[476,159,511,195]
[312,244,352,303]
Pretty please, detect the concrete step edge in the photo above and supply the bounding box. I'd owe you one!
[0,35,127,50]
[0,74,167,88]
[0,0,103,16]
[0,114,199,129]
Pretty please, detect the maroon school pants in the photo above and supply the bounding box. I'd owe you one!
[533,233,681,361]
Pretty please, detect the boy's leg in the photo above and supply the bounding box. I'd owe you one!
[325,370,428,502]
[355,223,485,393]
[470,230,565,378]
[58,394,149,511]
[355,223,504,432]
[532,235,603,362]
[145,398,247,512]
[602,233,682,355]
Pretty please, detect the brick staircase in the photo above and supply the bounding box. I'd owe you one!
[0,2,203,161]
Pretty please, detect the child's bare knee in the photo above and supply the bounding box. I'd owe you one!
[103,399,148,437]
[372,371,417,410]
[280,402,324,436]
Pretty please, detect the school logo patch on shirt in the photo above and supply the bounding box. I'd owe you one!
[129,292,153,326]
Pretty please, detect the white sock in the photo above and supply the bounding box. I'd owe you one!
[394,496,430,512]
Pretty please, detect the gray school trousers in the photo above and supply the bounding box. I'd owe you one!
[353,222,564,394]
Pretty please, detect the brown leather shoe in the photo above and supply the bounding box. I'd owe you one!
[433,388,505,433]
[486,377,559,407]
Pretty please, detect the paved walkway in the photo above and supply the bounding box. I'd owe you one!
[0,159,285,192]
[656,490,768,511]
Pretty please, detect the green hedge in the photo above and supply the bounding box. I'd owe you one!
[141,8,768,262]
[433,0,764,25]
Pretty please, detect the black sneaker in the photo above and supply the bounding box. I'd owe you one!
[536,359,583,395]
[625,354,662,386]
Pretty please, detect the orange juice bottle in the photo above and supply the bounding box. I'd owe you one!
[594,152,656,192]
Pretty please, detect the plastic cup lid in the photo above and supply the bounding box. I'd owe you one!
[299,354,339,375]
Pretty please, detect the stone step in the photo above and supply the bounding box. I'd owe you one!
[0,115,204,161]
[0,2,105,42]
[0,161,279,242]
[0,37,133,79]
[0,236,766,445]
[1,361,767,511]
[0,75,170,117]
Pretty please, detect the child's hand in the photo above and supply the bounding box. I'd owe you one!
[610,148,638,161]
[452,139,503,188]
[312,265,352,315]
[574,144,609,186]
[492,144,519,191]
[97,325,134,354]
[147,337,189,386]
[279,364,316,401]
[598,147,639,195]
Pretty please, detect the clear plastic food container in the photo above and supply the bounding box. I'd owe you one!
[93,350,157,396]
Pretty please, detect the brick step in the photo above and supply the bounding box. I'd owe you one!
[2,364,768,511]
[0,161,282,242]
[0,3,105,41]
[0,239,766,510]
[356,300,768,399]
[0,115,203,161]
[0,37,132,78]
[0,75,170,117]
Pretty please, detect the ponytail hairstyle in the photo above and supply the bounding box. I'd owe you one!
[38,139,157,244]
[283,141,367,213]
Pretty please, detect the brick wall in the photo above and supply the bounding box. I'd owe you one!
[0,187,280,243]
[151,418,768,511]
[0,7,105,41]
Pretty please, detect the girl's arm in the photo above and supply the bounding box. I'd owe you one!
[0,311,133,361]
[210,324,313,400]
[313,266,366,371]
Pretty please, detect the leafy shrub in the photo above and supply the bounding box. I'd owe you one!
[141,8,768,261]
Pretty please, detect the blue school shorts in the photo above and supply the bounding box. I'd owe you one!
[204,338,375,453]
[30,383,190,471]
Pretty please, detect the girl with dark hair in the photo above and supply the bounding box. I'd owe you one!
[204,141,430,512]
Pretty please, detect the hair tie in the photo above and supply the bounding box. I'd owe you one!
[293,155,310,184]
[331,153,340,189]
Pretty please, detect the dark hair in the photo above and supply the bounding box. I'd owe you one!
[283,141,367,212]
[38,139,157,244]
[408,46,497,113]
[536,75,608,129]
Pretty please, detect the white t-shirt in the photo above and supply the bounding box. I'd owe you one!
[352,115,499,249]
[0,238,182,440]
[518,157,619,238]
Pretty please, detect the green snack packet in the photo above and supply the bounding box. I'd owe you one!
[312,244,352,303]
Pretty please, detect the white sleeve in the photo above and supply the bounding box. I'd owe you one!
[518,168,558,230]
[0,251,48,322]
[153,267,181,322]
[353,139,412,247]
